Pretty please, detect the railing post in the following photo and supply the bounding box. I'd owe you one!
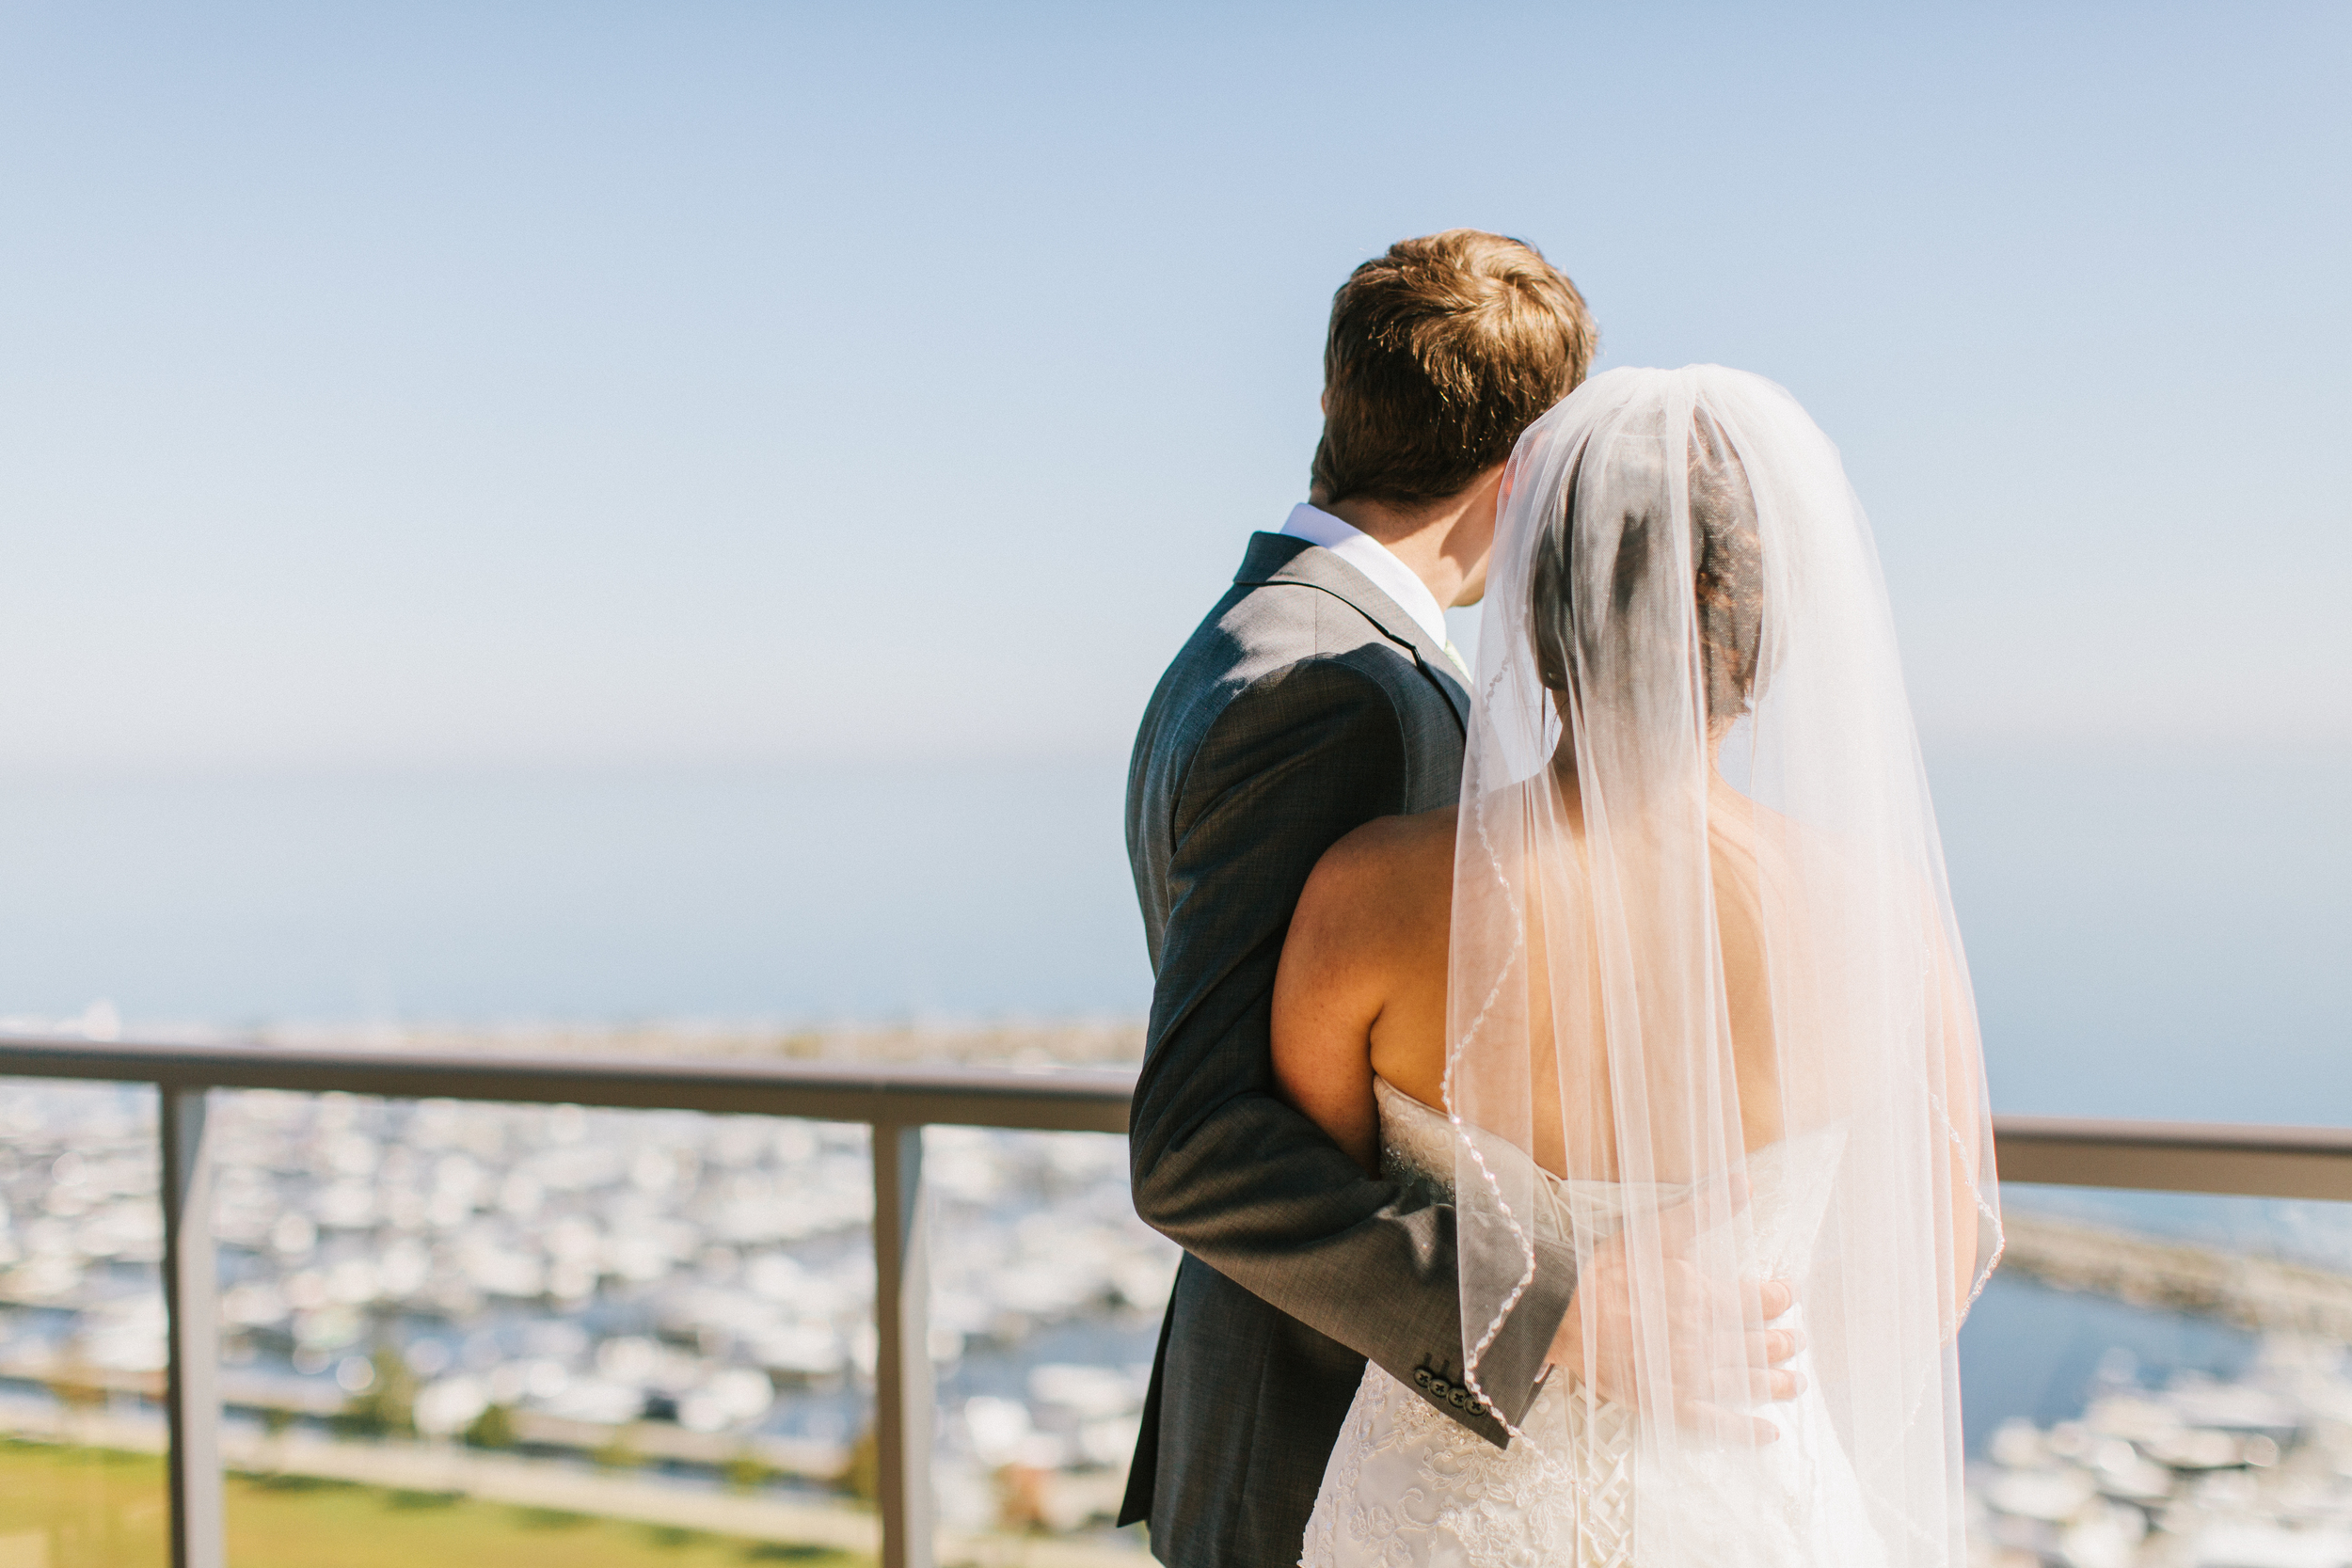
[159,1084,223,1568]
[870,1121,933,1568]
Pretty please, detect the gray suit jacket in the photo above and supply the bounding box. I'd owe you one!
[1119,532,1576,1567]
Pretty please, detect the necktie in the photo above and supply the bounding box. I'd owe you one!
[1442,641,1470,679]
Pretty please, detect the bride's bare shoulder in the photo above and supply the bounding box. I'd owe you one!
[1311,806,1457,898]
[1290,807,1457,955]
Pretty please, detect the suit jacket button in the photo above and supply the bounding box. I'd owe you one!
[1414,1369,1432,1389]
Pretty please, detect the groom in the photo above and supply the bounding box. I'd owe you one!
[1120,231,1595,1565]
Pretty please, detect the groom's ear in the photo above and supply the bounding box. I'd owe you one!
[1320,388,1329,417]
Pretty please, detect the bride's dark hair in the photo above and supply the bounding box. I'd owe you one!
[1530,408,1763,726]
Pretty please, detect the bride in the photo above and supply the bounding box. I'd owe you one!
[1273,366,2002,1567]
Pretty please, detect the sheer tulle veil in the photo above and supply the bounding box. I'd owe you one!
[1445,365,2001,1563]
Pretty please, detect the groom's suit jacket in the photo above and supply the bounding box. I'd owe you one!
[1120,532,1576,1567]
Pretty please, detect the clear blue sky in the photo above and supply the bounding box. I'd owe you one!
[2,2,2345,772]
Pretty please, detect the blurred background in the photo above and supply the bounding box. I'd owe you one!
[0,4,2345,1565]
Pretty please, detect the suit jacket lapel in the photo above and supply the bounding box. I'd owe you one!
[1232,532,1470,732]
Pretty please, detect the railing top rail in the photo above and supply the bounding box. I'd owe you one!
[1993,1113,2352,1158]
[1987,1113,2352,1202]
[9,1036,2352,1196]
[0,1034,1135,1134]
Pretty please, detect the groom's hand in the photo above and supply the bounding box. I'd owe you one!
[1546,1179,1804,1447]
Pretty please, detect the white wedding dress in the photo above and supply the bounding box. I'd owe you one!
[1299,1078,1886,1568]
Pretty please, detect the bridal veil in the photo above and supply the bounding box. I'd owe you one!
[1445,365,2001,1564]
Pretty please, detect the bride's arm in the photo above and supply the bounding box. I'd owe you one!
[1269,824,1404,1175]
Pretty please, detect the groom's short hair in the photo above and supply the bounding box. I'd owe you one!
[1313,230,1593,507]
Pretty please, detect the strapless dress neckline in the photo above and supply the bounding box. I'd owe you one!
[1369,1074,1846,1274]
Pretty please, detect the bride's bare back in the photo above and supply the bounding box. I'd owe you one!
[1272,773,1788,1183]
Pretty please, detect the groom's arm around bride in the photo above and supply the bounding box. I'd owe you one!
[1119,232,1595,1567]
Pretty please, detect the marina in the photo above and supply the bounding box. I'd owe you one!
[1971,1338,2352,1568]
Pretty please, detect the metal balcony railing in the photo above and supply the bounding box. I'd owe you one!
[3,1035,2351,1568]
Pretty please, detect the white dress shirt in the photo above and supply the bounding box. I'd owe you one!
[1278,504,1451,652]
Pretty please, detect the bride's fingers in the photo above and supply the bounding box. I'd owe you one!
[1677,1399,1780,1448]
[1696,1321,1798,1361]
[1742,1367,1805,1402]
[1664,1363,1805,1404]
[1660,1269,1792,1324]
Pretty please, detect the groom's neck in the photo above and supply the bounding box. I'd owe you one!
[1321,465,1502,610]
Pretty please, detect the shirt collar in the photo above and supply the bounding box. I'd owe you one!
[1277,503,1451,651]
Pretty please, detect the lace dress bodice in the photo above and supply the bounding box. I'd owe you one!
[1299,1079,1883,1568]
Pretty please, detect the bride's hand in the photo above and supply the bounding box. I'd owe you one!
[1544,1179,1804,1447]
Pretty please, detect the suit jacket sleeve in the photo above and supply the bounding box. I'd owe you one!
[1129,654,1574,1442]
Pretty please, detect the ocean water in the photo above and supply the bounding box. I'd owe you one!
[0,743,2344,1449]
[0,760,1152,1027]
[1928,743,2350,1122]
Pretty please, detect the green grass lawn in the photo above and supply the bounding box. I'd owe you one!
[0,1441,866,1568]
